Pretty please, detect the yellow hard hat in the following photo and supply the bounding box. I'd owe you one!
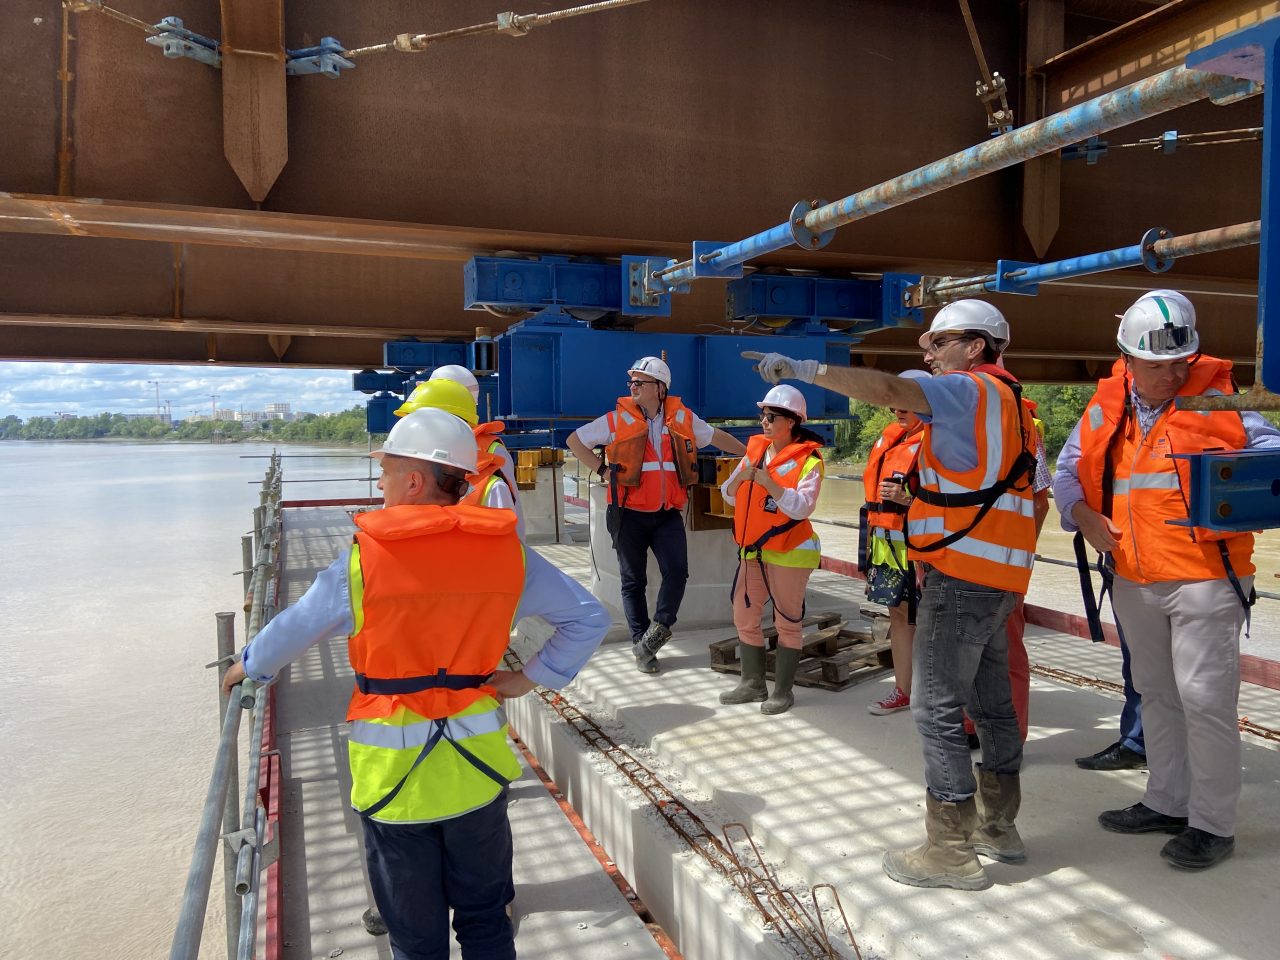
[393,378,478,426]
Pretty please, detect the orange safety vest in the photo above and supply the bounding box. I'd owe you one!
[1076,355,1254,584]
[346,504,525,722]
[733,434,823,555]
[603,395,698,512]
[907,366,1039,593]
[461,421,512,508]
[862,420,923,535]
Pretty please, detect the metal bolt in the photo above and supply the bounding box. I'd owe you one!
[1218,464,1234,481]
[1217,502,1234,518]
[809,199,821,209]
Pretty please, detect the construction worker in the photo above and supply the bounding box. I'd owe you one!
[861,370,930,717]
[221,408,609,958]
[567,356,747,673]
[717,384,825,715]
[746,298,1039,891]
[1054,289,1280,870]
[399,369,524,537]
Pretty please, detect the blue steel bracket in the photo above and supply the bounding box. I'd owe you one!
[1169,450,1280,533]
[286,37,354,78]
[628,256,687,312]
[353,370,411,395]
[146,17,222,68]
[690,242,746,280]
[788,200,836,250]
[990,261,1040,297]
[365,394,402,435]
[1186,19,1278,389]
[1140,226,1175,273]
[1062,135,1109,164]
[726,272,921,333]
[382,339,470,372]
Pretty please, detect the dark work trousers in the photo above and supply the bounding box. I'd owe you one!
[615,507,689,641]
[1118,628,1146,755]
[362,788,515,960]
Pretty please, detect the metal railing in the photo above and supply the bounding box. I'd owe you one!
[170,453,283,960]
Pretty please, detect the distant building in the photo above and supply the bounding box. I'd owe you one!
[264,402,292,421]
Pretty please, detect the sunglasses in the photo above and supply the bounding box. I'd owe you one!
[626,379,659,388]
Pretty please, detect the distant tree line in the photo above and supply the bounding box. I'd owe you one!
[0,406,379,445]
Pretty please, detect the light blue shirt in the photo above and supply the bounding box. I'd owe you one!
[1053,386,1280,531]
[915,372,1048,489]
[242,544,609,691]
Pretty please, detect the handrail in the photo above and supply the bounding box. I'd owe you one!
[169,452,283,960]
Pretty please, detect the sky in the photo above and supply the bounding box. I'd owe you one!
[0,361,361,420]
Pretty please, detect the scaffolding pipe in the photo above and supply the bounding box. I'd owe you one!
[926,220,1261,303]
[168,688,245,960]
[658,65,1254,287]
[216,612,242,960]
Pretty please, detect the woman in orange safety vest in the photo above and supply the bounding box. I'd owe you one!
[860,370,931,717]
[718,384,825,716]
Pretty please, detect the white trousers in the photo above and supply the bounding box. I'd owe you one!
[1111,575,1249,837]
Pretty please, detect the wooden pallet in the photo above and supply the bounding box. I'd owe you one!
[708,611,893,692]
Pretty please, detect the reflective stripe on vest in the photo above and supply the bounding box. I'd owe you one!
[347,696,520,823]
[1113,474,1181,494]
[641,461,679,472]
[350,705,507,749]
[907,516,1035,570]
[908,369,1037,593]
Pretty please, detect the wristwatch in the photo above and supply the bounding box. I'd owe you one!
[817,363,828,377]
[596,461,608,479]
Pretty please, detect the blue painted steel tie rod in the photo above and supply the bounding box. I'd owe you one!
[657,65,1255,289]
[925,220,1261,305]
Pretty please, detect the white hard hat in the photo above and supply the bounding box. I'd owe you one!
[628,356,672,388]
[1116,290,1199,361]
[898,369,931,381]
[757,384,807,422]
[430,364,480,401]
[372,408,478,473]
[918,299,1011,353]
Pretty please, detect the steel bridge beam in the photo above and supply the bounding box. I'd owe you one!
[1037,0,1279,108]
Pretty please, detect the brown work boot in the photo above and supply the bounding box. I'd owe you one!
[970,767,1026,863]
[882,792,991,890]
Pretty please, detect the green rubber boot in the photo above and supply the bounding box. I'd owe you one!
[720,643,768,704]
[761,647,801,715]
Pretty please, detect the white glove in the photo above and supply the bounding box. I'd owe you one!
[741,351,820,384]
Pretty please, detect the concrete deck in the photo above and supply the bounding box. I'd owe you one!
[273,505,1280,960]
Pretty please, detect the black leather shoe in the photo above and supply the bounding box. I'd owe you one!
[1098,802,1188,835]
[1161,828,1235,870]
[1075,742,1146,771]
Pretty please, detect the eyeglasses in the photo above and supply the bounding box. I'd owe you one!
[927,334,973,352]
[626,379,658,388]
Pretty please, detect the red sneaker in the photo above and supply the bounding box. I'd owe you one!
[868,687,910,716]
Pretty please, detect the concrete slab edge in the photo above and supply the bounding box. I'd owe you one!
[505,691,830,960]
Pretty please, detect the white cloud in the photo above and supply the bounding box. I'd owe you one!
[0,362,361,419]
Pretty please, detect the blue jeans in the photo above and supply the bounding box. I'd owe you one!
[1117,624,1146,754]
[362,789,515,960]
[911,568,1021,803]
[615,507,689,640]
